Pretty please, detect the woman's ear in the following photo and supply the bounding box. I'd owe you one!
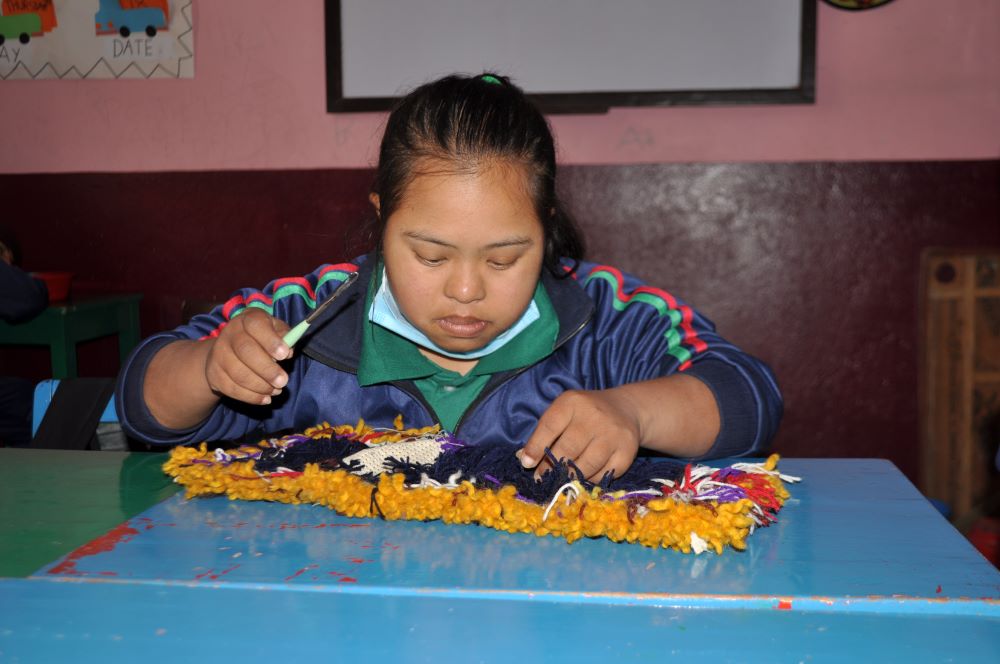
[369,193,381,217]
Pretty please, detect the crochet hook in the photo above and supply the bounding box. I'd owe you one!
[282,271,359,348]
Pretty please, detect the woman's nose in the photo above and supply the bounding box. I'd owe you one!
[444,264,486,303]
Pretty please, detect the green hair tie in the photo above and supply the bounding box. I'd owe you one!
[481,75,502,86]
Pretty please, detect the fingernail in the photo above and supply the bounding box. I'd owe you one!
[262,396,271,405]
[271,388,282,396]
[275,344,290,360]
[519,453,536,468]
[273,374,287,388]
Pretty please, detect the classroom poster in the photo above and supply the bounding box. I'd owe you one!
[0,0,193,79]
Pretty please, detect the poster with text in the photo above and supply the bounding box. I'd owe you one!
[0,0,193,79]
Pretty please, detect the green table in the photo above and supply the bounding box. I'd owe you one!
[0,293,141,378]
[0,448,178,577]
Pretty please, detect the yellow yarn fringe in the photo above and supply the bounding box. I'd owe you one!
[164,422,791,554]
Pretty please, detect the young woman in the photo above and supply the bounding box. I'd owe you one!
[117,73,782,480]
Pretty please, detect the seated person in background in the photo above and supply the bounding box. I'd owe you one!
[0,234,47,324]
[0,230,49,447]
[117,73,783,478]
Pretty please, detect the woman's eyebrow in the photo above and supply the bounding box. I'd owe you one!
[404,231,455,248]
[403,231,533,250]
[484,236,533,250]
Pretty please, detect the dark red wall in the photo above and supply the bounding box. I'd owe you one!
[3,161,998,482]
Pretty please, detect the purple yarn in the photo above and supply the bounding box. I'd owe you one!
[697,486,746,503]
[482,474,503,487]
[439,432,466,452]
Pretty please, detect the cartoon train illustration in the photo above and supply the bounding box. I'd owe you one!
[0,0,57,46]
[95,0,169,39]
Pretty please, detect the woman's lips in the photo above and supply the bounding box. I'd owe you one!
[436,316,489,338]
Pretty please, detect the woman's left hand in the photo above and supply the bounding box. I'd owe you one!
[518,388,641,481]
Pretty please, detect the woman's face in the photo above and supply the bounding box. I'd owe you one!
[378,160,545,358]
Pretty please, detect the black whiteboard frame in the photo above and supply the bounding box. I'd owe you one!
[325,0,816,114]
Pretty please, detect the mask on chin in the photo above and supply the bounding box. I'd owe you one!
[368,268,539,360]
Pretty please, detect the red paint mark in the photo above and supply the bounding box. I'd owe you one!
[347,558,372,564]
[194,564,242,581]
[276,522,370,530]
[936,585,942,594]
[776,600,793,610]
[137,518,175,531]
[285,564,319,581]
[327,569,359,583]
[135,517,175,531]
[47,522,139,576]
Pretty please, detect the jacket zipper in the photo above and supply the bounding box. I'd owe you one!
[304,307,594,436]
[453,309,594,435]
[390,380,441,427]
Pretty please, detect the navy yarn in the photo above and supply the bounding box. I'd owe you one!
[383,442,688,504]
[254,436,370,472]
[246,434,689,504]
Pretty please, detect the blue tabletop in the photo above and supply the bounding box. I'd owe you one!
[2,458,998,662]
[1,578,997,663]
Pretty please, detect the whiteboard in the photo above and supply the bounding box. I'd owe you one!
[326,0,815,113]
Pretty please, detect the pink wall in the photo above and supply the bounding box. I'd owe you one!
[1,0,998,174]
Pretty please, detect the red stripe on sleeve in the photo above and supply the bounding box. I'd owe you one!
[270,276,316,300]
[198,321,228,341]
[245,292,274,307]
[318,263,359,277]
[201,263,358,340]
[221,295,245,320]
[679,304,709,353]
[590,265,707,353]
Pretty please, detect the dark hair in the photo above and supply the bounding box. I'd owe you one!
[369,72,585,274]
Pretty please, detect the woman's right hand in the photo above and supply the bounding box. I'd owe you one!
[204,308,293,405]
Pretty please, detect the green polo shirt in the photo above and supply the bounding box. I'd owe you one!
[357,267,558,431]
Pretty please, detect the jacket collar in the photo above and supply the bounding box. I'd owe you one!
[303,253,595,373]
[543,260,596,348]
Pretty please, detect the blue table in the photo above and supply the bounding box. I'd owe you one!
[1,457,998,662]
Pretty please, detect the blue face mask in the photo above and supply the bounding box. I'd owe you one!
[368,268,539,360]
